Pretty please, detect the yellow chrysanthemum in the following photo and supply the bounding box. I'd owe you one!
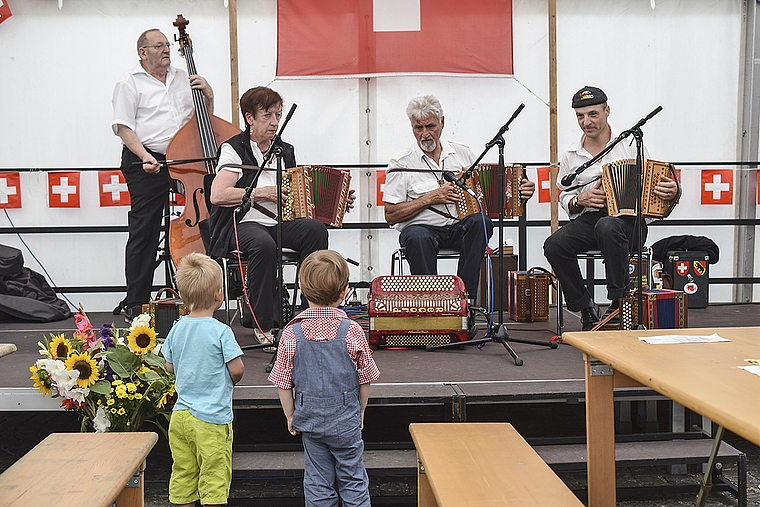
[117,407,126,415]
[157,385,176,409]
[110,408,117,414]
[115,385,128,398]
[49,334,73,360]
[29,366,52,397]
[127,326,157,354]
[126,382,137,393]
[107,397,115,406]
[64,352,100,388]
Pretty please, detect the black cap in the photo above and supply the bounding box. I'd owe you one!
[572,86,608,108]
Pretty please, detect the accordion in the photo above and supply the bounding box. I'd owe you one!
[282,166,351,227]
[619,289,688,330]
[601,159,678,219]
[368,275,468,347]
[508,268,554,322]
[451,164,525,219]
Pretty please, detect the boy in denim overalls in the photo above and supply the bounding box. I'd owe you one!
[269,250,380,506]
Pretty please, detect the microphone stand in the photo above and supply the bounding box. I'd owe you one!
[562,106,662,330]
[239,105,297,355]
[427,104,555,366]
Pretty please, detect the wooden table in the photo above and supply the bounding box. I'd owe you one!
[409,422,584,506]
[563,326,760,507]
[0,431,158,507]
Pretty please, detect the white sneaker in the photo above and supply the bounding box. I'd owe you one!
[253,329,276,354]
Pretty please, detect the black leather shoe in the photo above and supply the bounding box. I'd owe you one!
[580,303,600,331]
[601,301,620,326]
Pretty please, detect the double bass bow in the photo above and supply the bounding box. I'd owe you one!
[166,14,241,266]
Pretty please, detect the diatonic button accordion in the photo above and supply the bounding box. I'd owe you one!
[282,165,351,227]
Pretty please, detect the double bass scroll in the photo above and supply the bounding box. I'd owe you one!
[166,14,241,266]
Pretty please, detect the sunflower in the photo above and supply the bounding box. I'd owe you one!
[157,385,176,409]
[29,366,52,397]
[64,352,100,388]
[127,326,157,354]
[49,333,73,360]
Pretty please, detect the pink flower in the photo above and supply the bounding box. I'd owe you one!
[75,310,92,334]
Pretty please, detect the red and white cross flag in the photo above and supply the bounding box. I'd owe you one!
[700,169,733,205]
[277,0,514,76]
[0,172,21,209]
[99,170,130,207]
[0,0,11,25]
[536,167,562,204]
[376,170,386,206]
[48,172,81,208]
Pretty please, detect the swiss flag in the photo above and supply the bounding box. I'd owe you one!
[277,0,513,76]
[700,169,732,205]
[676,261,689,276]
[376,170,386,206]
[48,172,80,208]
[0,172,21,209]
[0,1,11,25]
[537,167,561,203]
[98,171,130,207]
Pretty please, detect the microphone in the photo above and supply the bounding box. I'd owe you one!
[443,171,479,199]
[560,172,576,187]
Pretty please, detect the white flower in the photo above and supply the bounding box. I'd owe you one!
[152,343,162,355]
[93,405,111,433]
[39,359,65,375]
[52,368,80,391]
[60,387,89,404]
[130,313,151,330]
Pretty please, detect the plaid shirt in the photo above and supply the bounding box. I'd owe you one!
[267,307,380,390]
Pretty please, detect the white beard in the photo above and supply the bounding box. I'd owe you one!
[420,139,437,152]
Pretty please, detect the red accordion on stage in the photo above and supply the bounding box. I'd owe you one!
[368,275,468,347]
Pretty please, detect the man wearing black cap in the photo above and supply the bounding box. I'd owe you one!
[543,86,680,330]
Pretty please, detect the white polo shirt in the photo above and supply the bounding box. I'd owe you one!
[111,62,194,155]
[557,126,650,219]
[383,139,475,232]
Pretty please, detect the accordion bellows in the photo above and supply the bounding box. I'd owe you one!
[282,166,351,227]
[601,159,677,219]
[452,164,525,219]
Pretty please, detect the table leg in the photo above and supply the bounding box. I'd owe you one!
[585,355,616,507]
[417,459,437,507]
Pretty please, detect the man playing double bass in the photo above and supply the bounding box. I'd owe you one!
[112,28,214,323]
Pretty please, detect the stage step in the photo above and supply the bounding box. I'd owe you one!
[232,449,417,477]
[534,439,747,506]
[232,439,746,506]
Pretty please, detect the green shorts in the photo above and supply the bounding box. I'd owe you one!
[168,410,233,506]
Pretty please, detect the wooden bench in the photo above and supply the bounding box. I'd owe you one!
[0,432,158,507]
[409,422,584,506]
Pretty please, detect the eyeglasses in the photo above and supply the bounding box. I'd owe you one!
[141,42,173,51]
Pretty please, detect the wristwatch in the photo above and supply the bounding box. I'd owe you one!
[572,195,579,210]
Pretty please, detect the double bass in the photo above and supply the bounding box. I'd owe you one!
[166,14,241,266]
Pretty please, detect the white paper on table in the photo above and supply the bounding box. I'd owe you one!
[638,333,730,345]
[739,365,760,378]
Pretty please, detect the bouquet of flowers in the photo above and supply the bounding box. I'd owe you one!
[29,309,176,434]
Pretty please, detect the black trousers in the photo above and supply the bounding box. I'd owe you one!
[398,213,493,299]
[543,210,647,312]
[120,146,170,310]
[231,218,328,330]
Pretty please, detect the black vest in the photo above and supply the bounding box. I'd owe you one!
[206,130,297,258]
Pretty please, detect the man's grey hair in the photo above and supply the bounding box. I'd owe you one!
[406,95,444,122]
[137,29,161,52]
